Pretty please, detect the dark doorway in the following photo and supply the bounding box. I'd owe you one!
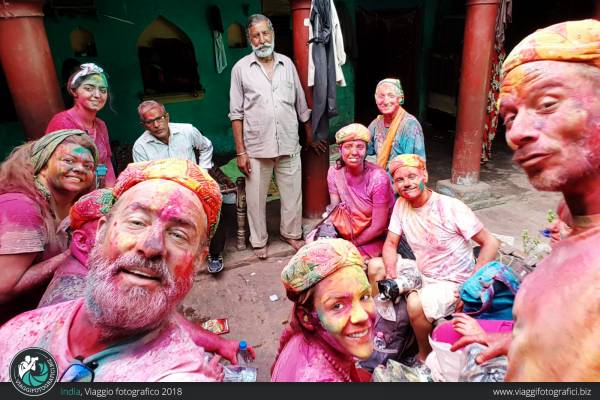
[355,7,419,126]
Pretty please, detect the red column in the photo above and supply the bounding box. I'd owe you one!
[451,0,500,185]
[291,0,329,219]
[0,0,63,140]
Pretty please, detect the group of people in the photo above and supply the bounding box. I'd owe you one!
[0,14,598,383]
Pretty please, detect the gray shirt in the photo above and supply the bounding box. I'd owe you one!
[228,52,311,158]
[132,122,214,169]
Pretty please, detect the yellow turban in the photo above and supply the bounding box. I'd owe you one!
[335,123,371,144]
[503,19,600,76]
[388,154,426,178]
[113,159,222,238]
[281,239,365,301]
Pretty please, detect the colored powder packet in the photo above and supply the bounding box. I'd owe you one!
[202,318,230,335]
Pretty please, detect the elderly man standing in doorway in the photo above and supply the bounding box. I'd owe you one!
[452,19,600,381]
[229,14,327,260]
[133,100,233,274]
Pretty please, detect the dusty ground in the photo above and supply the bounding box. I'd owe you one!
[180,128,561,381]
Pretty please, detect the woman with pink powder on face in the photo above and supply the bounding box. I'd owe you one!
[316,124,395,260]
[272,239,375,382]
[0,130,97,324]
[46,63,116,187]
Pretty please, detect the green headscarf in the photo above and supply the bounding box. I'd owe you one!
[31,129,98,175]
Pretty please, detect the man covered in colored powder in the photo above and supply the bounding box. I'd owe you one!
[453,19,600,381]
[133,100,234,274]
[368,154,499,364]
[229,14,327,260]
[0,159,225,381]
[36,186,254,365]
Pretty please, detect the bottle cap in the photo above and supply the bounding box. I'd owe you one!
[239,340,247,350]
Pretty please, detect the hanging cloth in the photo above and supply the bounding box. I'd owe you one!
[207,5,227,74]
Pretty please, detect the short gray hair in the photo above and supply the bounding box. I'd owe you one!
[246,14,273,37]
[137,100,166,120]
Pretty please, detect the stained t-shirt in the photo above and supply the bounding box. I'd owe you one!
[0,299,218,382]
[388,191,483,283]
[0,193,69,324]
[37,253,87,308]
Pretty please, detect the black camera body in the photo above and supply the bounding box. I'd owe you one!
[377,267,422,303]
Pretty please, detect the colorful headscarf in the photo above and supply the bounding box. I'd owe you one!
[70,63,107,87]
[389,154,427,178]
[112,159,222,238]
[70,188,115,230]
[281,238,365,301]
[376,78,404,104]
[335,123,371,144]
[32,129,98,175]
[503,19,600,76]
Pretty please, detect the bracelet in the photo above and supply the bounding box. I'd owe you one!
[236,151,247,156]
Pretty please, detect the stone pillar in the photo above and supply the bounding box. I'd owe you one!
[437,0,500,207]
[291,0,329,219]
[0,0,63,140]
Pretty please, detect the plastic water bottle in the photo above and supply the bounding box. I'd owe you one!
[223,340,257,382]
[238,340,253,365]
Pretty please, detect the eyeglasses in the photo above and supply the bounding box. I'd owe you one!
[59,358,98,382]
[142,114,168,126]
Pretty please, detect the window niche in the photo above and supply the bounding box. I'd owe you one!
[137,16,203,100]
[227,23,247,48]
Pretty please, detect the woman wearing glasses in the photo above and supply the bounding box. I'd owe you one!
[46,63,116,187]
[368,78,426,172]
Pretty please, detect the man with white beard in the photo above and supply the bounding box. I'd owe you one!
[0,159,224,382]
[229,14,327,260]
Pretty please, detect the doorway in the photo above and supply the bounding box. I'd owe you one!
[355,7,419,125]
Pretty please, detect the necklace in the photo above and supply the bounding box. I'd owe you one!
[319,347,352,382]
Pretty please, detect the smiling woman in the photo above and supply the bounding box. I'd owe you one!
[46,63,116,187]
[272,239,375,382]
[0,130,97,323]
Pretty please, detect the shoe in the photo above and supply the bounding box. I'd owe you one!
[207,255,224,274]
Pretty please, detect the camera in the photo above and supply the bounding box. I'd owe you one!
[377,267,422,303]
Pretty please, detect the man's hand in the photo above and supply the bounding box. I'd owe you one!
[237,154,252,176]
[451,332,511,364]
[384,265,398,280]
[306,138,328,155]
[217,339,257,365]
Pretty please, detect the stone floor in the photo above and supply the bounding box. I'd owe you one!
[180,127,561,381]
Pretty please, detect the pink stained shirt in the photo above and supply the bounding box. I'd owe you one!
[271,333,358,382]
[0,192,69,324]
[45,110,116,185]
[37,252,88,308]
[327,162,395,258]
[388,191,483,283]
[0,299,218,382]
